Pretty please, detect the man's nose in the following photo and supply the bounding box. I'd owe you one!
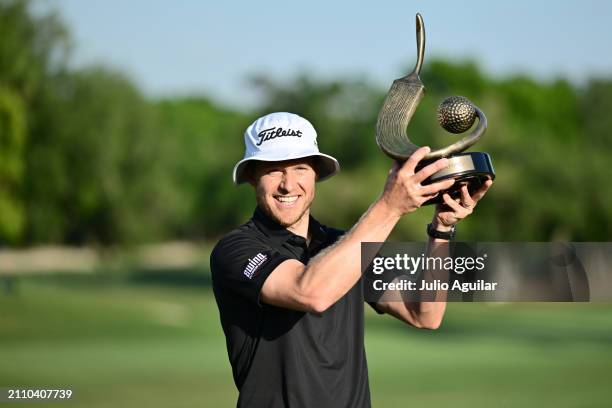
[279,171,295,192]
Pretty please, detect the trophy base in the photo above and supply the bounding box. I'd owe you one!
[416,152,495,206]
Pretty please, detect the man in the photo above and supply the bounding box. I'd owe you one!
[211,112,492,407]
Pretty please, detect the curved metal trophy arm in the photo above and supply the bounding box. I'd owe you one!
[413,13,425,75]
[375,13,487,161]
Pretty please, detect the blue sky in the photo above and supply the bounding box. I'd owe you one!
[50,0,612,108]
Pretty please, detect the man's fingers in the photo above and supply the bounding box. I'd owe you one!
[460,185,475,209]
[442,192,465,212]
[413,157,450,183]
[420,178,455,196]
[402,146,431,174]
[471,179,493,202]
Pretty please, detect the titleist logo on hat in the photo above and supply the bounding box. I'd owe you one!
[256,127,303,146]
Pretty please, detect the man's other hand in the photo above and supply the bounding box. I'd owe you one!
[432,178,494,230]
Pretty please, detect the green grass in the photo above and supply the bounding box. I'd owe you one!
[1,279,612,407]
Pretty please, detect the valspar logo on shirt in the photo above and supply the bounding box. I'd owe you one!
[243,253,268,279]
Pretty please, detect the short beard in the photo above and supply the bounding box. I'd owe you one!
[276,205,310,227]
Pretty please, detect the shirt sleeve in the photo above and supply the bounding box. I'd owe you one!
[210,232,293,305]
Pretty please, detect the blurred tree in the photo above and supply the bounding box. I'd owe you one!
[0,0,68,244]
[577,79,612,239]
[155,98,253,239]
[0,0,69,98]
[25,67,172,244]
[421,59,488,98]
[0,85,26,242]
[582,79,612,149]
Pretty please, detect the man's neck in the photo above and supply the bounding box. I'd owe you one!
[286,210,310,241]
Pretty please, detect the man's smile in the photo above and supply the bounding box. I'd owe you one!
[274,195,300,207]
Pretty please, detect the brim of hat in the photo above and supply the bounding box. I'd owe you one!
[233,151,340,185]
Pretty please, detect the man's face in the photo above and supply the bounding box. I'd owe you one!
[251,158,317,228]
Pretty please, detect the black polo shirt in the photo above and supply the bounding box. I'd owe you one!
[210,207,375,408]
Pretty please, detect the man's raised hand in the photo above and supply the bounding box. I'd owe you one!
[380,146,455,217]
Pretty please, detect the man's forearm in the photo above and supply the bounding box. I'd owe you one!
[376,225,450,329]
[408,235,449,327]
[296,199,401,311]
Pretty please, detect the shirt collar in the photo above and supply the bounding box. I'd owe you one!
[252,206,327,249]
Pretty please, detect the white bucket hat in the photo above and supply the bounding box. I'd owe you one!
[233,112,340,184]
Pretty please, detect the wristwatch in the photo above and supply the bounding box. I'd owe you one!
[427,223,456,240]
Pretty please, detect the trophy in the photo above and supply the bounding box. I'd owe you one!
[376,13,495,205]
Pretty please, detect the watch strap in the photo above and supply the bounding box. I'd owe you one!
[427,223,456,240]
